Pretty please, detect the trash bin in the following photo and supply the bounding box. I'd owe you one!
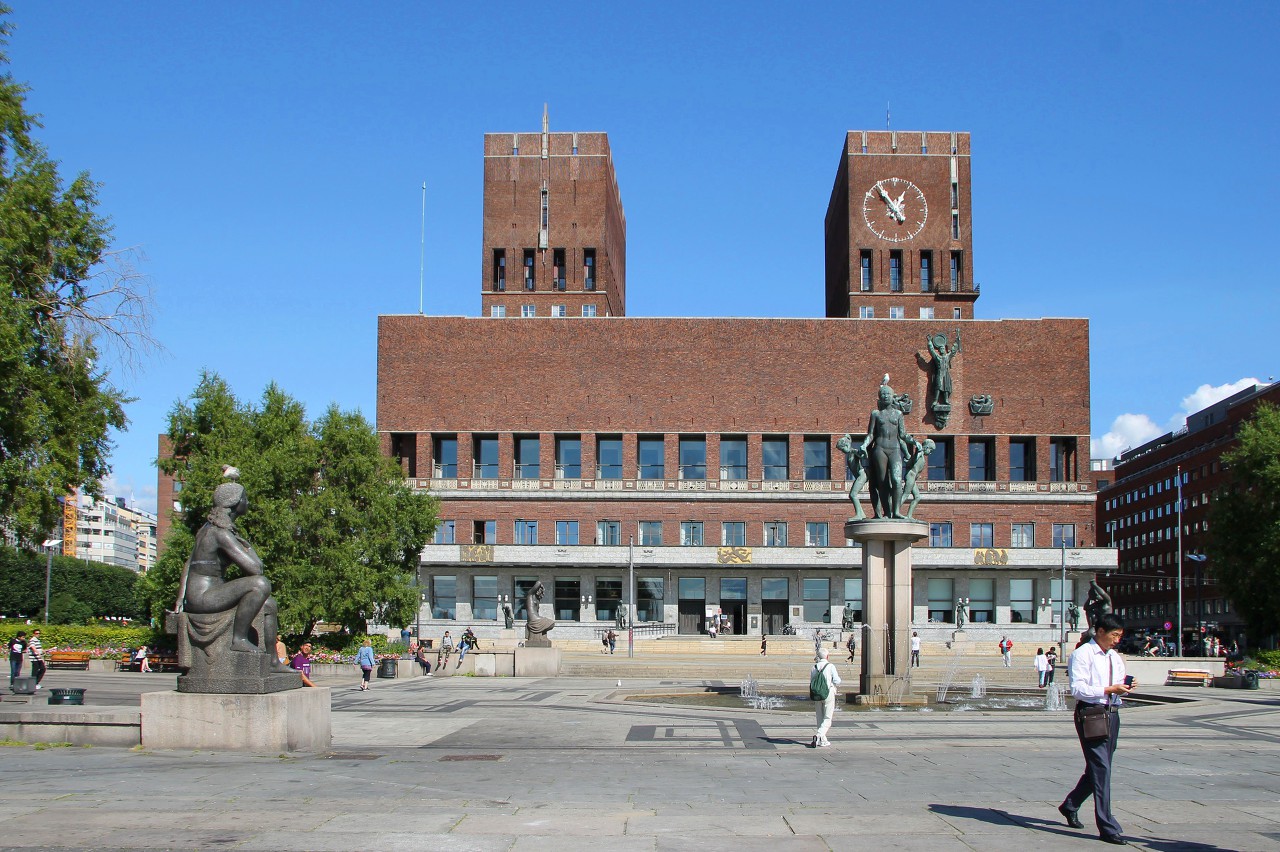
[10,676,36,695]
[377,658,398,679]
[48,688,85,706]
[1243,670,1261,690]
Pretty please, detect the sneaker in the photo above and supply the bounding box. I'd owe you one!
[817,740,831,748]
[426,673,434,677]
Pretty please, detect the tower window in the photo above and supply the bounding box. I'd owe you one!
[583,249,596,290]
[951,213,960,240]
[553,248,566,290]
[859,306,875,319]
[860,251,873,291]
[582,305,597,318]
[920,251,932,292]
[490,305,506,318]
[551,305,567,318]
[889,306,904,319]
[949,251,962,291]
[524,249,536,290]
[521,304,535,318]
[493,249,506,291]
[889,251,903,292]
[951,182,958,208]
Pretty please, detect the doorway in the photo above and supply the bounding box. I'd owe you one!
[678,577,706,634]
[762,601,788,634]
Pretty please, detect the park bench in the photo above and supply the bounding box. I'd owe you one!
[45,650,91,670]
[119,651,181,672]
[1166,668,1212,687]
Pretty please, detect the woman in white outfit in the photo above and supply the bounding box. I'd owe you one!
[811,647,842,748]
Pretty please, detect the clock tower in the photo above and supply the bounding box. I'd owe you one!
[824,131,978,320]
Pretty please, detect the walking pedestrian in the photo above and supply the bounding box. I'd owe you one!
[846,633,857,663]
[355,638,376,691]
[1034,647,1049,688]
[606,630,617,654]
[809,647,842,748]
[27,629,46,689]
[760,635,768,656]
[8,631,26,688]
[910,631,921,667]
[1058,613,1134,845]
[1045,647,1058,687]
[999,636,1013,667]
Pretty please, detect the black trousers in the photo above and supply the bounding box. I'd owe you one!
[31,660,46,685]
[1065,704,1122,837]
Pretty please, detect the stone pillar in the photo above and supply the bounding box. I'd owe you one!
[845,518,928,705]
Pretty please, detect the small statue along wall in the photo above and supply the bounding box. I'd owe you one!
[926,330,961,429]
[524,580,556,646]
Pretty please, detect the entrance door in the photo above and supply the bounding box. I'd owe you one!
[721,601,747,635]
[762,601,788,634]
[678,577,707,634]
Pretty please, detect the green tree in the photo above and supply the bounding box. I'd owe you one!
[139,373,437,635]
[1209,402,1280,641]
[0,544,143,621]
[0,8,153,544]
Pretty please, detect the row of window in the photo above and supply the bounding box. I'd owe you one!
[492,248,596,292]
[1102,465,1219,512]
[1117,599,1230,621]
[427,434,1078,483]
[489,304,598,318]
[858,305,963,320]
[929,522,1076,549]
[859,250,963,292]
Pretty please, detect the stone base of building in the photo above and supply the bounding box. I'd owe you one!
[514,647,561,677]
[140,687,331,752]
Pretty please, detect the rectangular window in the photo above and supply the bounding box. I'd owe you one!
[721,522,746,546]
[889,250,903,291]
[523,248,536,290]
[636,577,664,623]
[493,249,506,291]
[680,521,704,546]
[1010,438,1036,481]
[919,307,935,319]
[597,520,620,545]
[521,304,535,318]
[843,578,863,622]
[919,251,932,292]
[638,521,662,546]
[949,251,962,290]
[433,520,455,544]
[679,577,706,600]
[582,305,596,317]
[860,250,873,291]
[951,212,960,240]
[1050,437,1077,482]
[490,305,506,318]
[764,521,788,546]
[597,436,622,479]
[928,437,954,481]
[1052,523,1076,548]
[515,435,540,479]
[803,577,831,623]
[859,305,875,319]
[551,304,567,318]
[473,575,498,621]
[953,307,962,320]
[762,436,788,480]
[889,305,905,319]
[554,577,580,621]
[552,248,566,290]
[805,521,828,547]
[1011,523,1034,548]
[472,520,496,544]
[721,577,747,601]
[432,575,456,620]
[638,437,665,480]
[930,522,953,548]
[555,520,579,545]
[514,520,538,545]
[762,577,788,600]
[969,523,994,548]
[583,249,596,290]
[720,436,747,480]
[1050,578,1076,610]
[927,577,954,623]
[473,435,498,479]
[596,578,622,622]
[1009,578,1034,623]
[968,578,994,623]
[678,436,707,480]
[803,437,829,480]
[513,577,537,621]
[556,436,581,479]
[950,181,958,208]
[434,435,458,478]
[968,438,994,481]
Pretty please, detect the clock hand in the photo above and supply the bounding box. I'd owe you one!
[893,192,907,223]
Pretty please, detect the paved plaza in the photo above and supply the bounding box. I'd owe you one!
[0,670,1278,850]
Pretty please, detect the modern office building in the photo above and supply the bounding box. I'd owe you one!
[375,124,1114,642]
[65,494,157,573]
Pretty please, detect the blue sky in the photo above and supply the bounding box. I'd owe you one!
[6,2,1277,514]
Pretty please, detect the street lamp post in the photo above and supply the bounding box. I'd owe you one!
[1176,465,1184,656]
[1059,542,1067,661]
[41,539,59,624]
[627,535,636,659]
[1188,552,1208,656]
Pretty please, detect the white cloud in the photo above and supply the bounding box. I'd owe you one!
[1092,413,1163,460]
[101,473,158,515]
[1178,378,1261,424]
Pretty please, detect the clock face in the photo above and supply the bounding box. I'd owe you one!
[861,177,927,243]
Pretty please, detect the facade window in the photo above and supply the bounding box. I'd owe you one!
[949,251,962,290]
[597,520,621,545]
[970,523,994,548]
[1009,578,1034,623]
[859,305,875,319]
[597,436,623,479]
[928,437,954,480]
[969,438,994,481]
[889,251,903,291]
[636,577,664,622]
[1011,523,1034,548]
[551,304,567,317]
[638,437,665,480]
[803,437,829,480]
[473,575,498,621]
[540,188,548,229]
[583,248,596,290]
[523,249,536,289]
[930,522,953,547]
[514,577,537,620]
[764,521,788,546]
[555,520,579,545]
[556,436,581,479]
[803,578,831,623]
[951,212,960,240]
[950,181,958,208]
[582,305,597,317]
[433,520,455,544]
[1010,438,1036,481]
[490,305,506,318]
[472,520,496,544]
[1050,578,1077,610]
[927,577,954,623]
[678,436,707,480]
[968,578,994,623]
[493,249,506,291]
[432,575,456,620]
[720,437,747,479]
[721,522,746,546]
[554,577,580,621]
[953,307,962,320]
[680,521,704,546]
[514,520,538,545]
[889,306,905,319]
[843,578,863,622]
[919,251,932,292]
[762,437,789,480]
[638,521,663,546]
[919,307,935,319]
[515,435,540,479]
[521,304,535,318]
[595,578,622,622]
[552,248,566,290]
[1052,523,1076,548]
[805,521,828,547]
[1050,437,1077,482]
[763,577,788,600]
[473,435,498,479]
[434,435,458,478]
[860,250,873,290]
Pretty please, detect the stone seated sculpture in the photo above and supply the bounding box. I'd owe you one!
[168,475,300,694]
[524,580,556,647]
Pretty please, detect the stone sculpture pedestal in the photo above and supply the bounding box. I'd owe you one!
[845,518,928,706]
[141,687,331,752]
[514,647,561,677]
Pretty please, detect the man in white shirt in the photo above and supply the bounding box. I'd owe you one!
[910,632,921,667]
[809,647,842,748]
[1059,613,1134,845]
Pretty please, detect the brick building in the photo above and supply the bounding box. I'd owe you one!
[1097,382,1280,651]
[376,125,1114,643]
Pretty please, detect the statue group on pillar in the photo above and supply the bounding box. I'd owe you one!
[840,379,933,521]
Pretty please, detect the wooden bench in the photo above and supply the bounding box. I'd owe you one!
[119,651,181,672]
[46,650,91,670]
[1166,668,1212,687]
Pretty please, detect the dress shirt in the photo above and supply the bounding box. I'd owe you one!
[1069,639,1127,707]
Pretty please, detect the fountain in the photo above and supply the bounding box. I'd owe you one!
[739,675,785,710]
[1044,682,1066,711]
[969,673,987,699]
[936,644,967,703]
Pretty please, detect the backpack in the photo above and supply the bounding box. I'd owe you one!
[809,662,830,701]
